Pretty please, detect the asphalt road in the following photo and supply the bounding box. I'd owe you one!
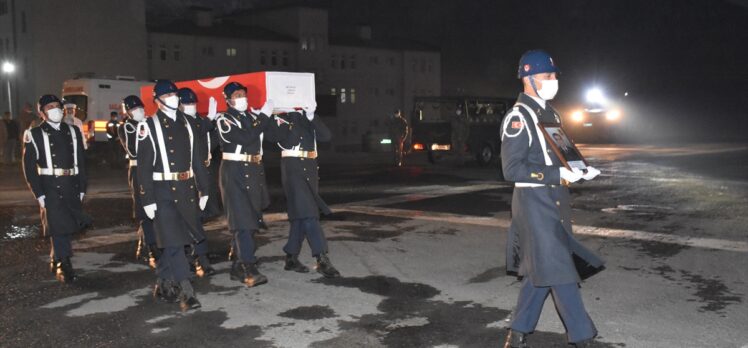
[1,144,747,348]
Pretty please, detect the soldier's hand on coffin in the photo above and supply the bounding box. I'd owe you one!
[144,203,157,220]
[207,97,218,120]
[199,196,209,211]
[37,195,46,208]
[560,167,584,183]
[79,192,85,201]
[261,99,275,116]
[582,166,601,181]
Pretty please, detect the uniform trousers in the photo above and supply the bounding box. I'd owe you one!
[50,235,73,261]
[283,217,328,257]
[157,246,192,282]
[231,229,257,264]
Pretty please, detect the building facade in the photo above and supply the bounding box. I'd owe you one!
[0,2,440,149]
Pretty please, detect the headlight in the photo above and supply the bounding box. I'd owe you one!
[571,110,584,122]
[605,109,621,121]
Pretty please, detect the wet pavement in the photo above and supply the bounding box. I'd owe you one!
[1,145,747,347]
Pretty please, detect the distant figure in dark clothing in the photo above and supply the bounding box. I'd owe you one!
[3,112,20,163]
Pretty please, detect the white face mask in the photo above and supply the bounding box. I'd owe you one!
[535,78,559,100]
[183,105,197,117]
[46,108,64,123]
[162,95,179,110]
[130,108,145,122]
[232,97,248,112]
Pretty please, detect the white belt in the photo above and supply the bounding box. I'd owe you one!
[129,159,138,167]
[152,170,193,181]
[38,167,79,176]
[515,183,545,188]
[223,153,262,163]
[281,150,317,159]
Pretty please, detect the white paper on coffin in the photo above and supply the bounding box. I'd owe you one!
[264,72,316,111]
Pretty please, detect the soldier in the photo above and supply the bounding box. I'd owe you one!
[216,82,277,287]
[451,103,470,164]
[62,98,85,149]
[177,87,217,277]
[106,111,121,168]
[388,109,409,166]
[136,80,211,311]
[276,101,340,278]
[22,94,91,283]
[501,50,603,348]
[118,95,158,268]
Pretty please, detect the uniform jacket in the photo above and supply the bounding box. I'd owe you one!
[186,113,222,219]
[22,121,90,237]
[277,112,332,220]
[216,107,282,230]
[118,118,145,220]
[136,111,210,248]
[500,93,604,286]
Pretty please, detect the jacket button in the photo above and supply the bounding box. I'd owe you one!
[170,149,174,153]
[245,174,249,178]
[172,187,176,191]
[556,201,560,206]
[190,198,194,202]
[560,219,564,223]
[245,186,250,189]
[174,199,178,203]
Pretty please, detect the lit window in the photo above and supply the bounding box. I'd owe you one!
[351,88,356,104]
[331,88,336,96]
[226,48,237,57]
[340,88,346,103]
[301,38,308,51]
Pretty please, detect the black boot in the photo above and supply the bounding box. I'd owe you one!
[284,254,309,273]
[153,278,178,303]
[230,261,268,287]
[503,329,528,348]
[55,257,76,284]
[195,254,216,278]
[177,279,201,312]
[314,253,340,278]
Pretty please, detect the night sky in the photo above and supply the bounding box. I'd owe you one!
[149,0,748,142]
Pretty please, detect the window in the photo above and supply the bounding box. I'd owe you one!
[301,38,308,51]
[159,44,166,61]
[350,55,356,70]
[330,88,336,96]
[271,50,277,66]
[386,88,395,96]
[0,1,7,16]
[260,50,267,65]
[226,48,237,57]
[340,88,346,104]
[147,44,152,60]
[340,56,346,70]
[202,46,214,56]
[282,51,289,66]
[174,44,181,61]
[351,88,356,104]
[331,55,337,69]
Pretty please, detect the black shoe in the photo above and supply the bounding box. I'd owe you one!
[153,279,179,303]
[195,254,216,278]
[314,254,341,278]
[284,254,309,273]
[177,280,201,312]
[503,329,528,348]
[55,258,76,284]
[230,261,268,287]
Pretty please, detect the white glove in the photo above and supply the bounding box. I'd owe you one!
[199,196,209,211]
[582,166,601,181]
[143,203,157,220]
[260,99,274,116]
[560,167,584,183]
[38,195,46,208]
[304,101,317,121]
[80,192,85,201]
[207,97,218,120]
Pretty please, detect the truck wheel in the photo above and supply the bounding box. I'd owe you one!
[476,144,494,166]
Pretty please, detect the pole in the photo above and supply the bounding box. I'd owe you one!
[6,79,11,118]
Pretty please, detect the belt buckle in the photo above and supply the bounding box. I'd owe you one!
[177,172,189,180]
[60,169,71,176]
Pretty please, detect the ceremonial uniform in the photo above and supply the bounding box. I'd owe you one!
[277,110,340,277]
[23,96,91,283]
[118,97,157,267]
[502,50,603,348]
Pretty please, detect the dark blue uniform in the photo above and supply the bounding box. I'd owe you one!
[23,122,90,277]
[216,107,280,265]
[501,93,604,344]
[118,118,157,262]
[136,111,210,283]
[277,112,332,257]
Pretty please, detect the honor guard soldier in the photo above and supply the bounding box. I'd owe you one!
[177,87,218,277]
[23,94,91,284]
[215,82,277,287]
[106,111,120,168]
[118,95,158,268]
[501,50,604,348]
[136,80,211,311]
[276,101,340,278]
